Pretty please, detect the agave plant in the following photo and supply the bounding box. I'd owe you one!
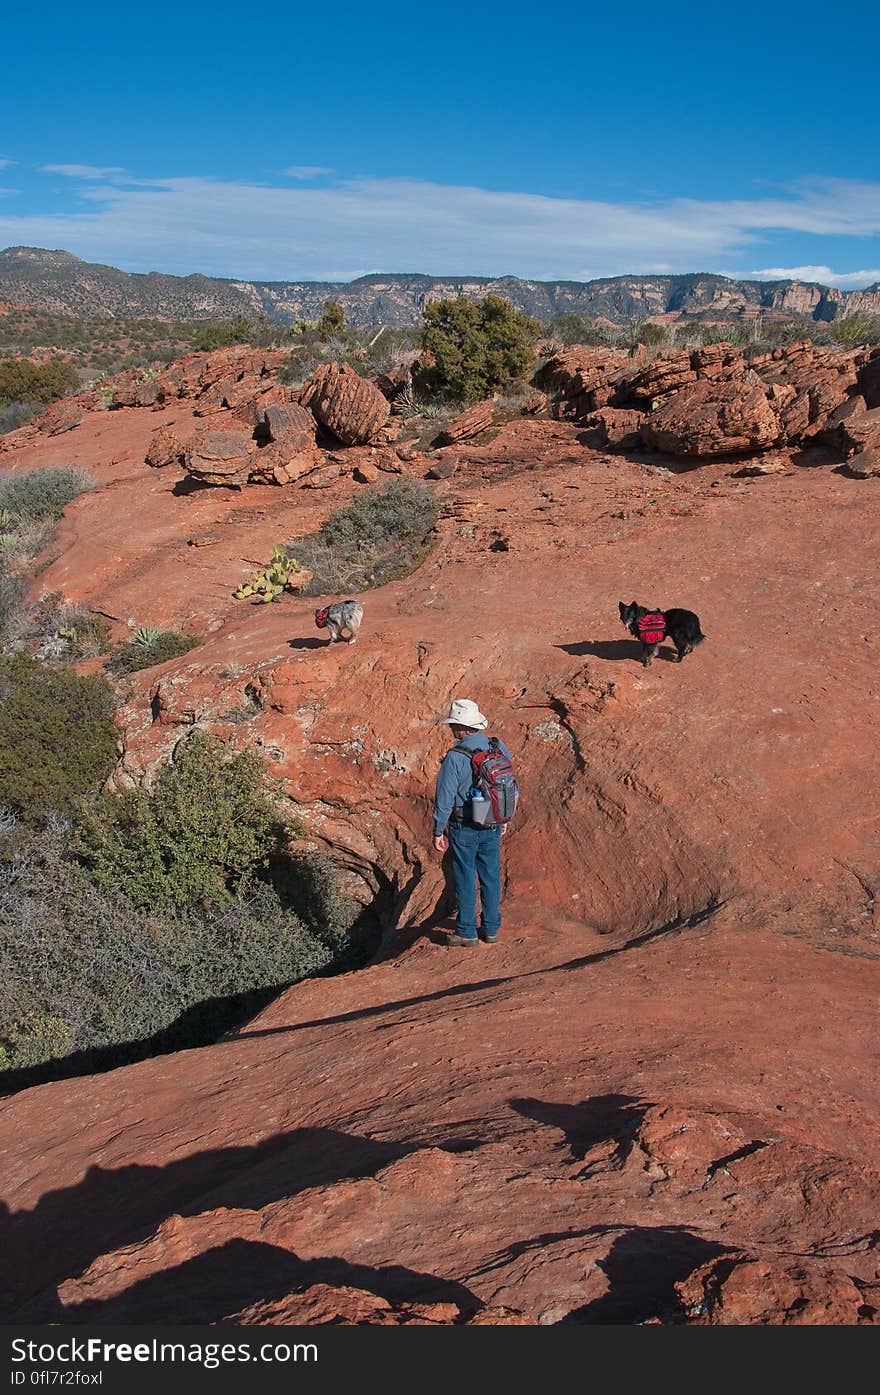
[133,625,165,647]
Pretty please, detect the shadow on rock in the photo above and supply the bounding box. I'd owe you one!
[556,639,679,663]
[562,1225,732,1324]
[170,476,214,497]
[0,1126,420,1320]
[509,1093,649,1165]
[32,1238,480,1325]
[556,639,642,661]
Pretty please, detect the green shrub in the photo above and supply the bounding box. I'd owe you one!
[0,357,80,408]
[0,466,94,523]
[72,731,292,913]
[636,321,669,346]
[192,314,253,352]
[547,314,610,347]
[0,655,117,819]
[288,477,440,594]
[318,299,346,338]
[421,295,540,402]
[279,347,321,386]
[106,628,199,674]
[829,314,880,347]
[322,476,439,546]
[33,592,112,661]
[0,402,38,435]
[0,823,350,1075]
[0,564,29,652]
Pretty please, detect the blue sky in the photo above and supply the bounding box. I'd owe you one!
[1,0,879,287]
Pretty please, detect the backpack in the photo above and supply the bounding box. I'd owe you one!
[460,737,519,826]
[637,611,666,645]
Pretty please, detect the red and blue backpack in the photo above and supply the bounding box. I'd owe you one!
[461,738,519,825]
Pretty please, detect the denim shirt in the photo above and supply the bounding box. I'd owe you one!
[432,732,512,836]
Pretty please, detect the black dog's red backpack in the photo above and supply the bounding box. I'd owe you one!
[314,606,331,629]
[638,611,666,645]
[467,738,519,825]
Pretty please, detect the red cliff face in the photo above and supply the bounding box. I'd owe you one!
[1,358,879,1325]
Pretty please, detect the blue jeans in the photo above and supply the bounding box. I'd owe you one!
[448,823,502,940]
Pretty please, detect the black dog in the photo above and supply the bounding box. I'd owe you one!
[619,600,706,667]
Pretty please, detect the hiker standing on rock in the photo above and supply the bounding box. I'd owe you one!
[432,698,518,947]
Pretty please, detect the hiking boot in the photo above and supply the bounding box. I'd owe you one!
[447,932,478,947]
[479,931,498,943]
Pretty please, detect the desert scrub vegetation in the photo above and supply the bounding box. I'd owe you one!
[72,732,290,913]
[287,477,440,594]
[0,821,359,1078]
[0,655,118,820]
[0,464,94,525]
[0,565,28,652]
[0,734,365,1080]
[546,314,612,347]
[318,298,346,338]
[32,591,112,662]
[421,295,540,402]
[828,314,880,347]
[106,626,199,674]
[0,355,80,411]
[0,465,95,574]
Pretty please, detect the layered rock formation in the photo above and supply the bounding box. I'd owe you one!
[435,399,495,445]
[537,339,880,458]
[297,362,391,446]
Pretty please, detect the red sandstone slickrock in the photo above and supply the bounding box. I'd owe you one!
[1,341,879,1327]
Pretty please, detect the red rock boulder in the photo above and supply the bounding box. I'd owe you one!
[590,407,646,451]
[857,346,880,408]
[256,402,316,452]
[641,379,781,457]
[677,1255,871,1325]
[845,448,880,478]
[435,399,495,446]
[625,350,698,404]
[534,346,626,417]
[37,397,84,435]
[247,443,324,486]
[145,425,185,468]
[835,405,880,457]
[299,362,391,445]
[183,427,255,487]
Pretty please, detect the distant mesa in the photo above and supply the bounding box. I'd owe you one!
[1,245,878,328]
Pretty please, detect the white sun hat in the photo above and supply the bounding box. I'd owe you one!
[440,698,488,729]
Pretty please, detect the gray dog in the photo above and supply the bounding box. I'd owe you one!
[314,600,364,644]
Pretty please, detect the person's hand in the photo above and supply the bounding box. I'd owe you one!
[433,834,448,855]
[500,823,507,838]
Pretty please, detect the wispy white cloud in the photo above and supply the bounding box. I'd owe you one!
[282,166,335,180]
[747,264,880,288]
[0,157,14,170]
[41,164,129,181]
[1,173,878,284]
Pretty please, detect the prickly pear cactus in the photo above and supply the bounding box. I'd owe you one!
[234,547,304,603]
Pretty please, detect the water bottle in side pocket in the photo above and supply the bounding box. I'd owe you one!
[470,785,493,826]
